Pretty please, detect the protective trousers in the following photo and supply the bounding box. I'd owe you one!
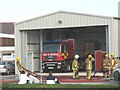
[110,68,115,80]
[73,68,79,79]
[86,69,92,80]
[110,59,117,80]
[103,67,110,77]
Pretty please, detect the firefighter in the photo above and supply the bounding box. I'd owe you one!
[16,57,24,72]
[103,54,110,77]
[72,54,79,79]
[85,54,95,80]
[16,57,21,62]
[109,52,117,80]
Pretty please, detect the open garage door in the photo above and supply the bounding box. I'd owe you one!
[44,25,108,57]
[24,25,108,72]
[43,25,108,71]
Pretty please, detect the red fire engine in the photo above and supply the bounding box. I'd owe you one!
[42,39,75,72]
[42,39,107,72]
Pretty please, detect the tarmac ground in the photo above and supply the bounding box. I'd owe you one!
[0,72,120,84]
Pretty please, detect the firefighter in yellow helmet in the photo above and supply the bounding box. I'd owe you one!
[16,57,20,61]
[72,54,79,79]
[103,54,110,77]
[109,52,117,80]
[85,54,95,80]
[16,57,24,72]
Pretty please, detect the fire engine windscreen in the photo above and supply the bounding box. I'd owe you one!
[43,45,60,53]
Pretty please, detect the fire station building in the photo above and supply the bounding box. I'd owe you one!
[15,11,120,73]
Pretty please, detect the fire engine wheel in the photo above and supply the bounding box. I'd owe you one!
[65,64,71,72]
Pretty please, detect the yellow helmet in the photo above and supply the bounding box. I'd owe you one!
[105,54,108,57]
[111,52,115,56]
[88,55,92,58]
[16,57,20,61]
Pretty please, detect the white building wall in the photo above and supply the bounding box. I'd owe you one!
[0,33,15,38]
[109,19,119,57]
[15,25,22,74]
[118,20,120,56]
[118,2,120,56]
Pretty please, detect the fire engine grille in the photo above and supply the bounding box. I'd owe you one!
[45,56,57,61]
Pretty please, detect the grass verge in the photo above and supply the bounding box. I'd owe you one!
[2,83,120,88]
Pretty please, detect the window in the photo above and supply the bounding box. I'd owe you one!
[43,45,60,53]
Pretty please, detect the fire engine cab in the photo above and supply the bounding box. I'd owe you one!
[42,39,75,72]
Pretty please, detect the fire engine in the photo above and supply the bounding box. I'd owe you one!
[42,39,75,72]
[42,39,107,72]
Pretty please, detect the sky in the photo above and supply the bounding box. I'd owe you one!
[0,0,120,22]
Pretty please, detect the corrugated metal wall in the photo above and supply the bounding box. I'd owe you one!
[15,11,112,30]
[119,20,120,56]
[15,11,120,73]
[118,2,120,56]
[110,19,119,56]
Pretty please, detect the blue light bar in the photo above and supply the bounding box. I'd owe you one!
[43,40,63,45]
